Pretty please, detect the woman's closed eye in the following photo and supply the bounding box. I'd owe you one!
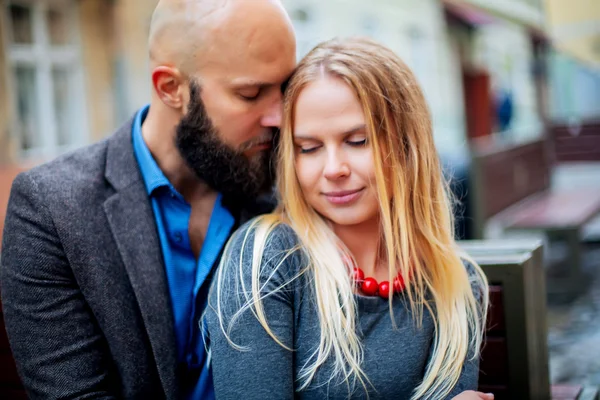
[296,138,367,154]
[297,145,321,154]
[347,138,367,147]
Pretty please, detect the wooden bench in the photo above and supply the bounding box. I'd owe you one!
[553,385,600,400]
[470,138,552,240]
[502,189,600,299]
[550,119,600,163]
[462,240,550,399]
[470,139,600,300]
[462,240,600,400]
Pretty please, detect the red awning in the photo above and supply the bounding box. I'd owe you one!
[443,0,496,27]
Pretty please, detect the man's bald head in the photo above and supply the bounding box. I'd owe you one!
[148,0,294,76]
[144,0,295,205]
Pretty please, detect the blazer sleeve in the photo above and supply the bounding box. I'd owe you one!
[1,172,118,400]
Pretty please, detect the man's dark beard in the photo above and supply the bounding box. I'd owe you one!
[175,81,275,208]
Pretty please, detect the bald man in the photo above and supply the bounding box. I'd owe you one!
[1,0,296,398]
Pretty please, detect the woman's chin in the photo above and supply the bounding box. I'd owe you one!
[322,211,377,228]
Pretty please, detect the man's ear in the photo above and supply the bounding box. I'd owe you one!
[152,66,186,109]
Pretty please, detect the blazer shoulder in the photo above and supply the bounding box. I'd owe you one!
[12,138,112,208]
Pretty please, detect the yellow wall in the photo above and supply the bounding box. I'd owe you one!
[546,0,599,25]
[545,0,600,67]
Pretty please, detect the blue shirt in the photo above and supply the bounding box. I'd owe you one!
[132,105,235,399]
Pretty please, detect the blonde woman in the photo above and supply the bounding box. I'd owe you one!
[205,38,491,400]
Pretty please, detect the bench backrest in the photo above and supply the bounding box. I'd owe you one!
[462,240,550,400]
[551,119,600,163]
[470,139,552,238]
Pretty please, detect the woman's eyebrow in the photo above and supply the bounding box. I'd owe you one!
[295,124,367,140]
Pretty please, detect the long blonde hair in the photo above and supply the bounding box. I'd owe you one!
[215,37,488,399]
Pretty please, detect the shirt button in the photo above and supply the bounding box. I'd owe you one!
[173,232,183,243]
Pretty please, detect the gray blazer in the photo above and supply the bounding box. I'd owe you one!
[1,115,271,399]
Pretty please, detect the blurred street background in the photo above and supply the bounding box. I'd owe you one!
[0,0,599,397]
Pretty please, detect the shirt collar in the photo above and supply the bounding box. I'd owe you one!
[132,105,171,195]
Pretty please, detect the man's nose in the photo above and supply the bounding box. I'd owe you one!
[261,90,283,128]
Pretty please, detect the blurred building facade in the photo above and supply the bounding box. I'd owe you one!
[444,0,549,145]
[0,0,117,165]
[0,0,598,165]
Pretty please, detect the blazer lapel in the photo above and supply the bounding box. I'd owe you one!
[103,120,179,399]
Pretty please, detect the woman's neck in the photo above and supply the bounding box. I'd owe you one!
[333,217,386,280]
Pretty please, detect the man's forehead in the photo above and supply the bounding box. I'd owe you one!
[201,36,296,86]
[229,76,287,89]
[215,61,294,88]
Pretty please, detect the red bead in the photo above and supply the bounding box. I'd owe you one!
[361,278,379,296]
[393,275,405,293]
[378,281,391,299]
[352,267,365,286]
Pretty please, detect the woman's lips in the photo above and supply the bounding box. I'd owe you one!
[322,188,365,205]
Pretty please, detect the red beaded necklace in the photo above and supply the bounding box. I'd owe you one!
[343,255,406,298]
[352,267,406,299]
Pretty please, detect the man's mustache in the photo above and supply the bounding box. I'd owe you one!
[238,130,277,152]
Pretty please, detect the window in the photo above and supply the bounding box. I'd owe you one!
[3,0,88,158]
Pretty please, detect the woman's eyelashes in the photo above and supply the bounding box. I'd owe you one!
[347,138,367,147]
[296,138,368,154]
[298,145,320,154]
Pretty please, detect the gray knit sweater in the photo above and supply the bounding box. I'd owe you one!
[205,222,482,400]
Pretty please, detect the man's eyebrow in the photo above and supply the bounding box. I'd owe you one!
[232,80,276,89]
